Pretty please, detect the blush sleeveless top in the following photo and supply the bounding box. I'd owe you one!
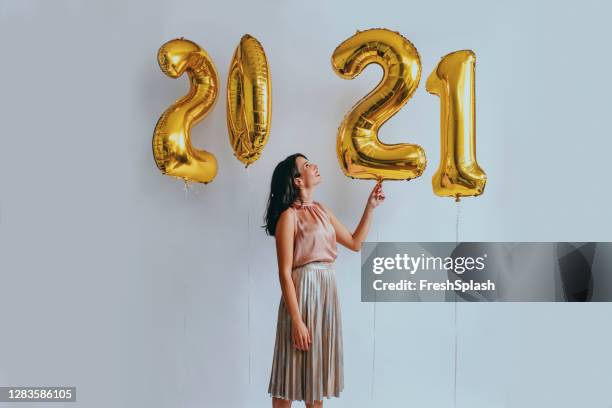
[289,199,338,269]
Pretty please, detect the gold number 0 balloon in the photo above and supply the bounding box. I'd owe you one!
[227,34,271,167]
[331,28,427,181]
[153,38,219,184]
[426,50,486,201]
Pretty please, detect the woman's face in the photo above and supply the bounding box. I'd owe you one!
[294,156,321,189]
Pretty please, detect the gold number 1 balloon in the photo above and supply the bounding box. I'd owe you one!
[426,50,486,201]
[331,28,427,181]
[227,34,272,167]
[153,38,219,184]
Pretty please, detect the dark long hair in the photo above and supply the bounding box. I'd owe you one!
[262,153,307,236]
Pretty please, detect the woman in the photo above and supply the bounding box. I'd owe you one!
[263,153,385,407]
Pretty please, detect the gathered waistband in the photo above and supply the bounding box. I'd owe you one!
[292,261,335,271]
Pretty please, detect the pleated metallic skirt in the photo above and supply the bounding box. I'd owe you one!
[268,261,344,403]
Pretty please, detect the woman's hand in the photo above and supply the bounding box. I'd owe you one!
[291,319,312,351]
[367,181,386,209]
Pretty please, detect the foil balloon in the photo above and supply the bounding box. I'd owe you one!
[227,34,271,167]
[152,38,219,184]
[426,50,486,201]
[331,28,427,181]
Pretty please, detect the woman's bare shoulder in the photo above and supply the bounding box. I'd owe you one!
[280,206,296,217]
[275,207,296,234]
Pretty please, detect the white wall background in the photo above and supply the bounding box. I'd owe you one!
[1,0,611,407]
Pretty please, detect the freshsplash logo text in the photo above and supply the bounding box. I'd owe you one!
[372,253,488,275]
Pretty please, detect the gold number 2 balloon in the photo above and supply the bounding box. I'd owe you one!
[426,50,486,201]
[331,28,427,181]
[153,38,219,184]
[227,34,272,167]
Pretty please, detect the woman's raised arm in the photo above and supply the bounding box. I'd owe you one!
[320,182,385,252]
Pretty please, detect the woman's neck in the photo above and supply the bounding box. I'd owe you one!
[298,188,314,203]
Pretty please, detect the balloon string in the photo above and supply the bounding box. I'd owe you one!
[371,214,379,399]
[456,202,461,243]
[183,300,187,408]
[246,166,252,390]
[181,179,189,408]
[454,201,461,408]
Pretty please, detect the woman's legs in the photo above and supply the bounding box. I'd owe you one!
[305,400,323,408]
[272,396,292,408]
